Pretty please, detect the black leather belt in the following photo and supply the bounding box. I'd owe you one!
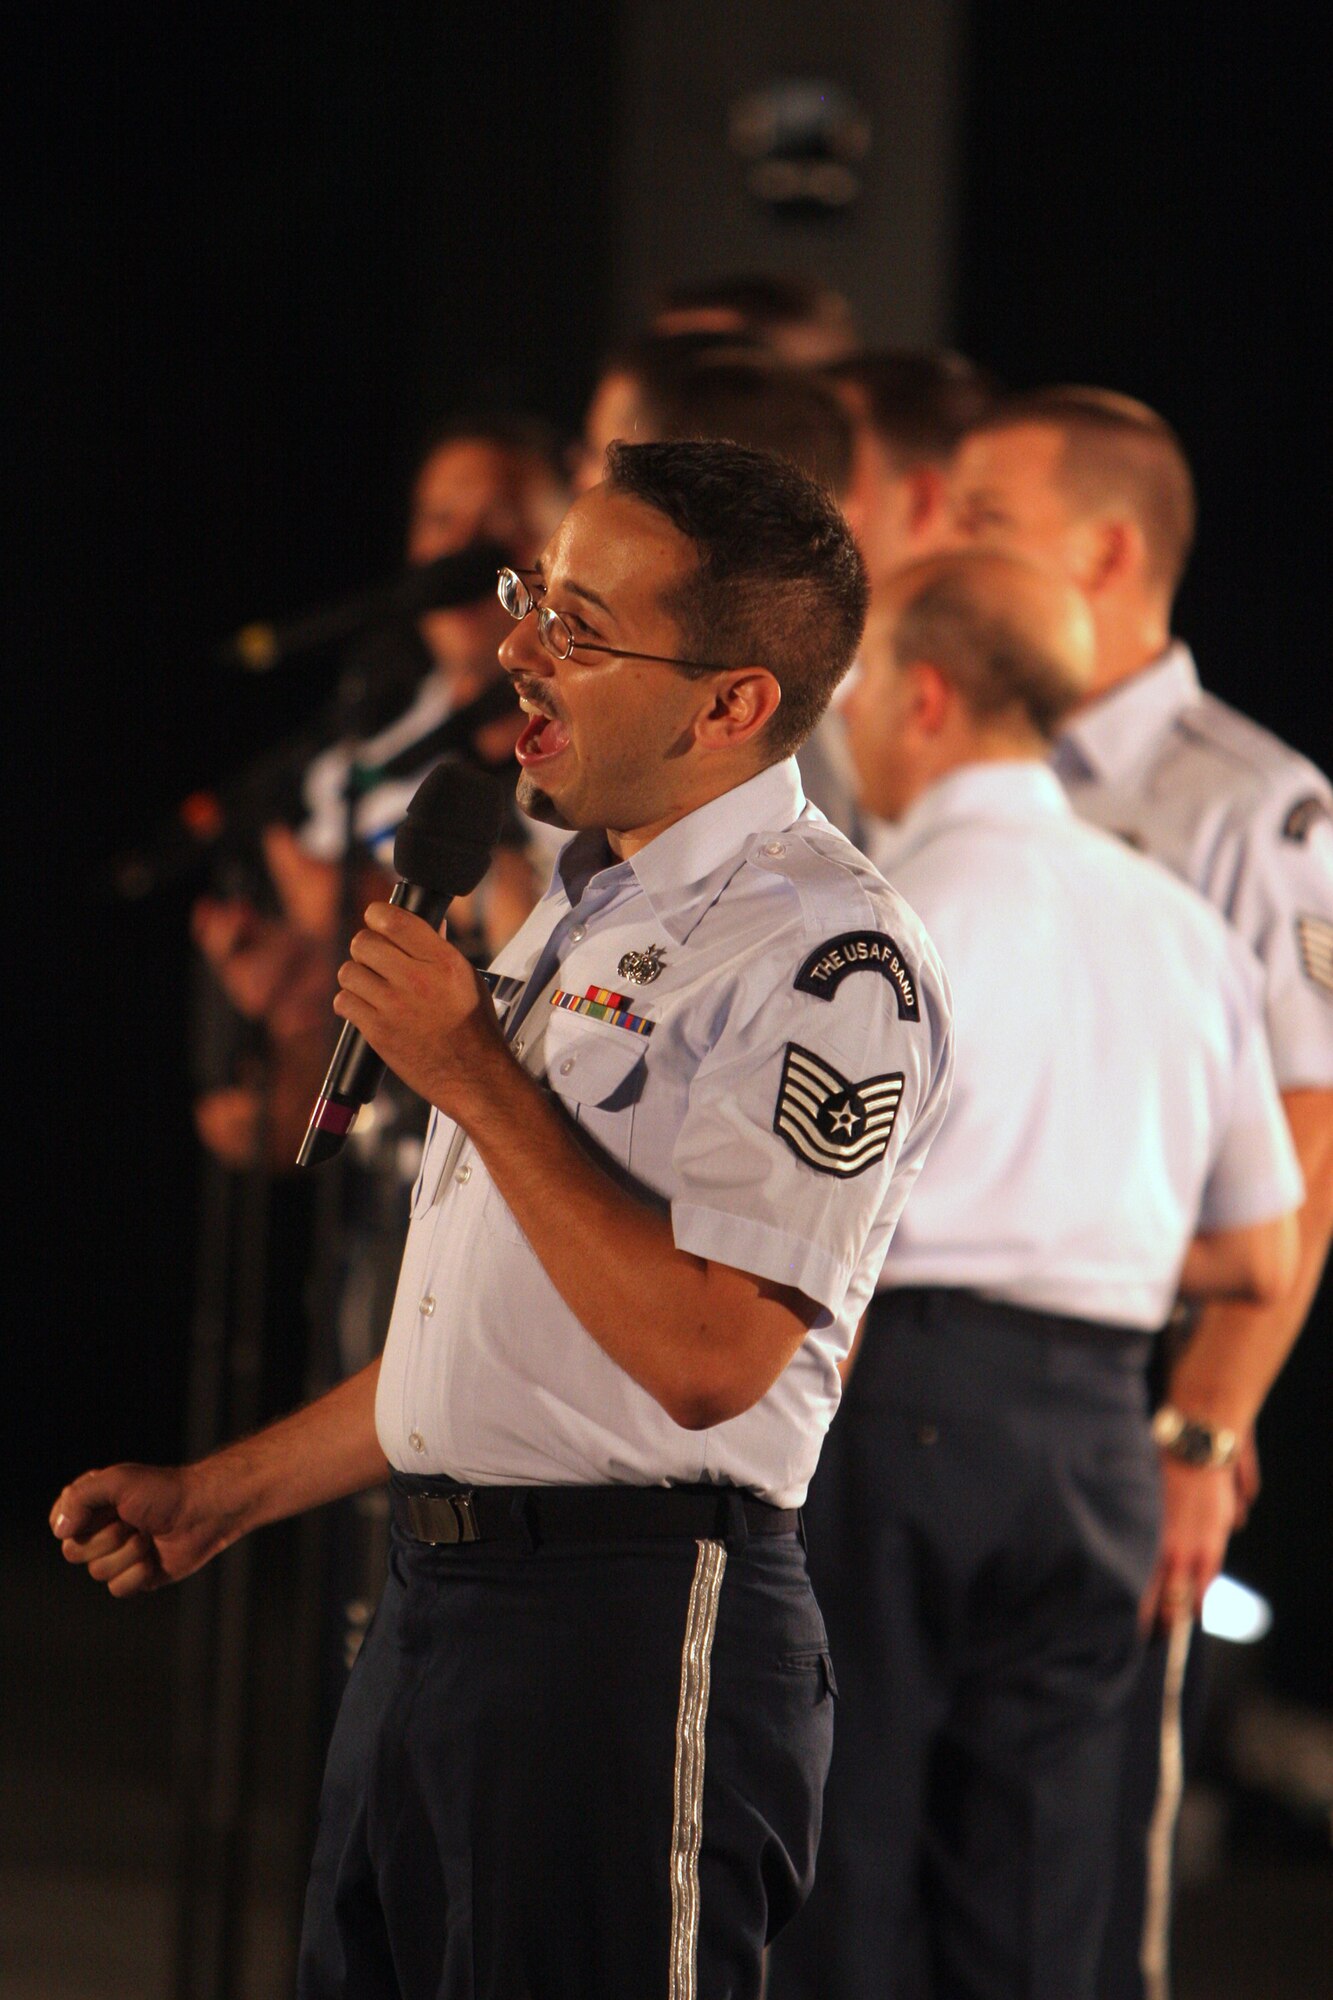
[390,1473,799,1549]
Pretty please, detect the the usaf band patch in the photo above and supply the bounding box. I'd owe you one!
[794,931,920,1019]
[774,1043,904,1178]
[1296,915,1333,997]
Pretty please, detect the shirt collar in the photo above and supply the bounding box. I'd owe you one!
[551,758,808,945]
[890,760,1071,860]
[1054,642,1200,782]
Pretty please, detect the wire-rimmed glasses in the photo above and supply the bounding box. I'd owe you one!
[496,567,725,673]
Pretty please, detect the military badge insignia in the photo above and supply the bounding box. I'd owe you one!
[773,1043,904,1177]
[617,942,666,985]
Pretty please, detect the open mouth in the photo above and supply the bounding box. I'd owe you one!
[515,697,572,768]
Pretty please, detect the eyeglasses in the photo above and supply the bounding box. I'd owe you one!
[496,567,726,673]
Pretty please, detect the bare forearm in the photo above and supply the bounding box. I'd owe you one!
[1172,1091,1333,1431]
[1172,1205,1332,1432]
[198,1359,388,1537]
[1177,1220,1291,1303]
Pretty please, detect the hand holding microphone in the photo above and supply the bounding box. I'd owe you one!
[297,759,506,1166]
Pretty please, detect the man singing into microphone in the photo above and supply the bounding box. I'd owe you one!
[52,440,954,2000]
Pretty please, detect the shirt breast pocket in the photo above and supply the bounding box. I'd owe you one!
[542,1010,649,1169]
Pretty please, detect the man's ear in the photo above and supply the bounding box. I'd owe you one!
[1072,515,1143,597]
[904,659,952,736]
[694,668,784,751]
[905,463,948,538]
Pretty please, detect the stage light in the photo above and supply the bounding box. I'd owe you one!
[1201,1574,1273,1644]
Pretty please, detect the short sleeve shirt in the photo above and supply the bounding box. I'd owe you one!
[375,758,954,1507]
[864,763,1302,1327]
[1053,645,1333,1089]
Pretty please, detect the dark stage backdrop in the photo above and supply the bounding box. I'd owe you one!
[8,4,616,1506]
[955,2,1330,1704]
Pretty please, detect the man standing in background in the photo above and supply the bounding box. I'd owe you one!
[951,387,1333,1997]
[828,349,997,584]
[192,413,568,1169]
[767,549,1302,2000]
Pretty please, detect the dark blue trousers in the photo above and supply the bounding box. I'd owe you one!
[298,1513,834,1999]
[766,1289,1162,2000]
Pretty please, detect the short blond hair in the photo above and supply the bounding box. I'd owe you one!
[973,386,1197,598]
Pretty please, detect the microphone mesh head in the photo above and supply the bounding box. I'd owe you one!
[393,758,507,896]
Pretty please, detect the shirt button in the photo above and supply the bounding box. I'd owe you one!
[408,1430,425,1454]
[454,1163,472,1184]
[762,840,786,857]
[568,924,587,943]
[419,1295,436,1317]
[559,1057,576,1076]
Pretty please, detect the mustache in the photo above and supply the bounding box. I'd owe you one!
[509,674,562,720]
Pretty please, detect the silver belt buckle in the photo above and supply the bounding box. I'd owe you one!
[407,1490,480,1545]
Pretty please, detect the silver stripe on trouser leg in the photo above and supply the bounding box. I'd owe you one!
[1141,1613,1193,2000]
[669,1538,728,2000]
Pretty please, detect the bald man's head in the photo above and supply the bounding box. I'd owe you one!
[884,550,1096,739]
[844,550,1095,822]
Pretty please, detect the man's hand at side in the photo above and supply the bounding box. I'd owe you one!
[51,1362,389,1599]
[51,1461,242,1597]
[1139,1457,1237,1633]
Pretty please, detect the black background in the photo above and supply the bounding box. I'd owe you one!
[7,3,1328,1698]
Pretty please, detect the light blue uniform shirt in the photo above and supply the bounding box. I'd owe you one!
[375,758,954,1506]
[1053,644,1333,1089]
[865,762,1302,1327]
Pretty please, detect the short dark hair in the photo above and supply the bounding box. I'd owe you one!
[969,386,1197,596]
[603,438,868,762]
[632,353,853,496]
[828,349,999,464]
[651,274,857,347]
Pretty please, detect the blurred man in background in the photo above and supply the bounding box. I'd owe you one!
[650,271,860,364]
[193,413,568,1169]
[573,332,847,496]
[828,349,998,583]
[573,338,862,836]
[767,550,1302,2000]
[187,415,569,1714]
[951,387,1333,1998]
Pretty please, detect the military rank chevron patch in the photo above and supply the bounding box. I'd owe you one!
[773,1043,904,1178]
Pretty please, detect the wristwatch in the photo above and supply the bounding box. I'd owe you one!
[1151,1404,1241,1469]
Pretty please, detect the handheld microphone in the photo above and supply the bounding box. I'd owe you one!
[296,758,507,1167]
[223,539,508,672]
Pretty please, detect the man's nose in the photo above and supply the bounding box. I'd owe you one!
[498,619,550,677]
